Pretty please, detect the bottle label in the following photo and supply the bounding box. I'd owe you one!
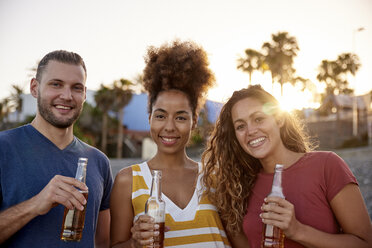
[265,224,274,236]
[64,209,74,228]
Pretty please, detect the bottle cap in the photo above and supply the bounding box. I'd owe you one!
[78,157,88,164]
[152,170,162,178]
[275,164,284,170]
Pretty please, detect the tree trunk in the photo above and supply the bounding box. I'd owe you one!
[280,82,284,96]
[101,112,108,154]
[117,108,124,158]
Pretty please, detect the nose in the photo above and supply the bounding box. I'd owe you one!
[247,124,258,136]
[164,118,175,132]
[60,87,73,101]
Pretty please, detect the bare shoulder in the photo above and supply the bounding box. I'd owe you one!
[111,166,133,201]
[114,166,133,186]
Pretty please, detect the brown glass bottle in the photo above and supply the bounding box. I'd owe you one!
[262,164,285,248]
[145,170,165,248]
[60,157,88,242]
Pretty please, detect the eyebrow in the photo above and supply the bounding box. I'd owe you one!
[233,111,263,124]
[48,79,64,83]
[153,108,191,115]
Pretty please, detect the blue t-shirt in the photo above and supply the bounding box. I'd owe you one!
[0,124,113,247]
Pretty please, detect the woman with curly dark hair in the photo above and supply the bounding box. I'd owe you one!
[110,40,231,247]
[202,85,372,248]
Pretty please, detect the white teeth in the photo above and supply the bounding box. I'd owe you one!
[162,137,176,142]
[56,105,71,110]
[249,137,265,145]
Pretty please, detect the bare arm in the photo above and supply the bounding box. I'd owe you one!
[228,230,250,248]
[0,196,39,244]
[262,183,372,248]
[110,167,157,248]
[0,175,88,244]
[95,209,111,248]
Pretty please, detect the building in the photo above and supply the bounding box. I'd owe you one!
[306,93,372,149]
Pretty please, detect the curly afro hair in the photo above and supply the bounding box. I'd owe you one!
[143,40,215,119]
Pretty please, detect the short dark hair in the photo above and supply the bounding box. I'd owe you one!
[35,50,87,82]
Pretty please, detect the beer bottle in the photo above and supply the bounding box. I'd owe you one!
[262,164,285,248]
[60,157,89,242]
[145,170,165,248]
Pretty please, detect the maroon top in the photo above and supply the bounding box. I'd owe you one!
[242,151,357,248]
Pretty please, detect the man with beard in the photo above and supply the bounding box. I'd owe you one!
[0,50,113,248]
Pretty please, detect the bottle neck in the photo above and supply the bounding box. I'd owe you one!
[75,158,88,184]
[150,170,162,200]
[269,165,284,198]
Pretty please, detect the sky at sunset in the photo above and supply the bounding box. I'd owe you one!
[0,0,371,110]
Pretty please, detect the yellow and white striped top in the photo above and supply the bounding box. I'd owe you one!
[131,162,231,248]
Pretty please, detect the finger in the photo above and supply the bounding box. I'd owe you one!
[261,216,287,229]
[138,215,155,223]
[261,210,286,221]
[57,175,88,192]
[52,179,87,206]
[262,203,288,214]
[54,187,86,210]
[59,184,87,208]
[138,237,154,246]
[131,227,156,245]
[134,222,156,232]
[265,196,291,207]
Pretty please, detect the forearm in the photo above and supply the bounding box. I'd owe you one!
[111,238,136,248]
[95,209,111,248]
[228,230,250,248]
[293,222,372,248]
[0,197,39,243]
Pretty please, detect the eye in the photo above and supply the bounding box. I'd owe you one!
[154,114,165,119]
[176,116,187,121]
[73,85,84,92]
[255,117,264,123]
[50,82,62,87]
[235,123,245,131]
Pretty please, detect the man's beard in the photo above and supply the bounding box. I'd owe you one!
[37,96,82,129]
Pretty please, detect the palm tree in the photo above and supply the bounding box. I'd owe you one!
[237,49,264,86]
[112,79,133,158]
[262,32,299,95]
[9,84,24,123]
[0,98,10,126]
[94,84,115,154]
[0,101,4,125]
[317,53,360,96]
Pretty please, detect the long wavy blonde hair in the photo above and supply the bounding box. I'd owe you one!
[201,85,314,235]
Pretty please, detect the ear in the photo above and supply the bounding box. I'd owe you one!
[30,78,39,98]
[83,86,87,103]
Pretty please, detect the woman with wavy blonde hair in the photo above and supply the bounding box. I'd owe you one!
[202,85,372,247]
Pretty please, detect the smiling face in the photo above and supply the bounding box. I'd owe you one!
[31,60,86,129]
[231,97,284,163]
[149,90,195,156]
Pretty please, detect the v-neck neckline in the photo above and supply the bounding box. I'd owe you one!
[142,162,201,214]
[27,124,76,152]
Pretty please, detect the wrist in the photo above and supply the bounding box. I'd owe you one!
[130,238,137,248]
[289,221,307,243]
[27,195,44,216]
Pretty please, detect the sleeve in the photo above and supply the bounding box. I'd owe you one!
[99,157,113,211]
[324,152,358,202]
